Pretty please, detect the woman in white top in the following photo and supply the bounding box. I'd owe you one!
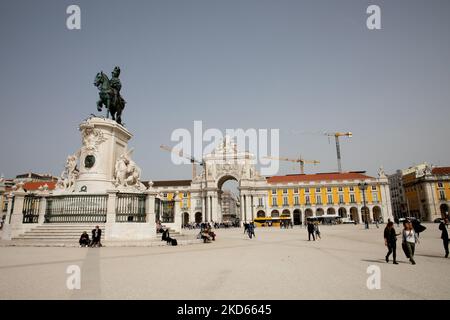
[402,221,418,265]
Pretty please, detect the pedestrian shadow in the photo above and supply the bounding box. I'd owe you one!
[361,259,408,264]
[415,253,445,259]
[361,259,385,264]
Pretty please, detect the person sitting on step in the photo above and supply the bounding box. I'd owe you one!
[79,231,90,247]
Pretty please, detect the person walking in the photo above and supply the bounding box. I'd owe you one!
[439,217,449,258]
[307,221,315,241]
[384,222,399,264]
[247,222,255,239]
[243,222,248,234]
[314,222,321,240]
[402,221,418,265]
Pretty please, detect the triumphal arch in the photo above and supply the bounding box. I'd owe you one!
[189,136,268,223]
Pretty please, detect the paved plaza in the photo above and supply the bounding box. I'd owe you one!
[0,224,449,300]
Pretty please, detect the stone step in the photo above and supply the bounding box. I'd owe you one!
[31,225,106,229]
[26,230,104,233]
[15,235,105,239]
[25,231,105,235]
[1,238,204,247]
[13,224,108,241]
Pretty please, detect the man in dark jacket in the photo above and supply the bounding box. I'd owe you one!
[91,225,102,247]
[439,218,449,258]
[307,221,315,241]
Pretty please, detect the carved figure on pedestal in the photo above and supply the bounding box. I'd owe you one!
[80,125,106,154]
[57,154,79,191]
[114,149,144,190]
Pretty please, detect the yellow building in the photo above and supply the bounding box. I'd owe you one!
[149,170,392,226]
[264,171,391,224]
[402,166,450,221]
[148,180,193,226]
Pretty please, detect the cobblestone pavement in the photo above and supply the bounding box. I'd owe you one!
[0,224,449,299]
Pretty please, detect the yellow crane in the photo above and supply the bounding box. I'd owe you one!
[324,132,352,173]
[160,145,204,179]
[264,156,320,174]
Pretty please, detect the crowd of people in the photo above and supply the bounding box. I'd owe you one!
[198,224,216,243]
[183,221,240,229]
[76,216,449,260]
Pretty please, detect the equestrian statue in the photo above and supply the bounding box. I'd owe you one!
[94,66,126,125]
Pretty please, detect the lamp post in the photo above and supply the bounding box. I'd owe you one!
[358,182,369,229]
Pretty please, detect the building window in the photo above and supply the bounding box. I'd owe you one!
[339,194,344,204]
[294,195,299,205]
[327,194,333,204]
[182,199,188,208]
[338,187,343,192]
[438,182,444,188]
[272,197,278,206]
[283,189,288,194]
[258,197,264,207]
[315,187,321,193]
[196,199,201,208]
[305,195,310,205]
[163,193,167,198]
[327,187,332,192]
[316,195,322,205]
[305,188,310,193]
[349,186,354,192]
[293,188,299,194]
[350,194,355,203]
[272,189,277,195]
[372,193,378,203]
[183,192,188,197]
[371,186,377,191]
[283,196,288,206]
[439,190,446,200]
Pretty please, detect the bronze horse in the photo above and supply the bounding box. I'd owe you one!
[94,71,125,124]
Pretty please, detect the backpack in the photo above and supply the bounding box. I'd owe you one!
[171,239,178,246]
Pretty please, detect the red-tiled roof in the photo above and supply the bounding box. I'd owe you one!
[432,167,450,175]
[23,181,57,191]
[266,171,373,184]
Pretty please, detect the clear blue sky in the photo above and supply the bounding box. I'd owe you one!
[1,0,449,180]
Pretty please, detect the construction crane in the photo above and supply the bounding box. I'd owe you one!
[264,156,320,174]
[324,132,352,173]
[160,145,204,179]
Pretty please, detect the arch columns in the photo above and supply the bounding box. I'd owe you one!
[357,206,363,224]
[239,194,244,224]
[211,194,220,223]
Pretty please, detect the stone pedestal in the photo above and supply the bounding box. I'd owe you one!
[104,190,157,241]
[74,117,132,194]
[9,191,28,238]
